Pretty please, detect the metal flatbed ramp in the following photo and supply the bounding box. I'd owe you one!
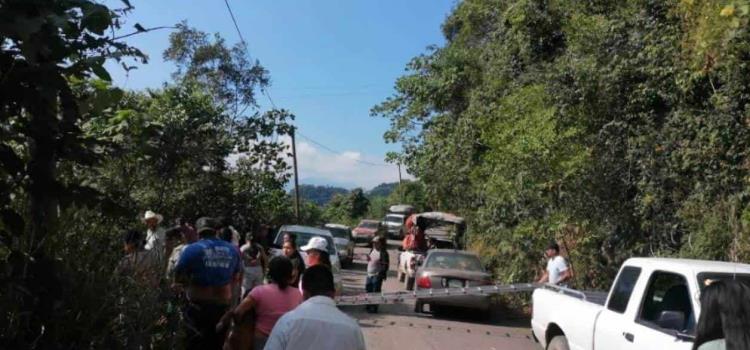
[335,283,541,306]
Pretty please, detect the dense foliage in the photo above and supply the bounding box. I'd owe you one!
[374,0,750,289]
[0,1,294,347]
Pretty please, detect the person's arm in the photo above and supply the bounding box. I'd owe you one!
[234,295,257,319]
[557,268,572,284]
[259,245,268,272]
[537,270,549,284]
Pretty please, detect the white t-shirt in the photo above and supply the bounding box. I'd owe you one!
[367,249,382,277]
[547,255,569,285]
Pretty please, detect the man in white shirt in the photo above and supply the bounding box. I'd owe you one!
[264,265,366,350]
[143,210,165,252]
[537,242,572,286]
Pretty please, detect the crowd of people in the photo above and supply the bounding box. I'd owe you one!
[114,209,750,350]
[114,210,365,350]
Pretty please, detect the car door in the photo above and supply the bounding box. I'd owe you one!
[593,266,643,350]
[628,271,694,350]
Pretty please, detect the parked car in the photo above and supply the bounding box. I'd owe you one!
[352,219,385,245]
[413,250,493,316]
[269,225,344,293]
[324,223,354,268]
[531,257,750,350]
[382,204,415,239]
[397,212,466,290]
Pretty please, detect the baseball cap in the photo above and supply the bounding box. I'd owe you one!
[301,236,328,253]
[195,217,220,235]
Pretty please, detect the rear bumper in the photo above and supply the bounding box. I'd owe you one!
[418,294,490,311]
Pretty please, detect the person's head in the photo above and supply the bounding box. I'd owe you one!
[373,236,385,251]
[122,229,144,253]
[693,280,750,350]
[143,210,162,230]
[164,226,184,253]
[282,241,296,257]
[301,265,335,300]
[283,232,296,243]
[301,236,330,267]
[267,256,294,290]
[219,227,233,243]
[545,242,560,258]
[195,217,220,239]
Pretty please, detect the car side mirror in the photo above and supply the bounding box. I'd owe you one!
[656,310,685,331]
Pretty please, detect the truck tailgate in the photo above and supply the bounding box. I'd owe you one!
[531,288,604,350]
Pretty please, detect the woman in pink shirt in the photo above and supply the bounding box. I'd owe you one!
[234,256,302,349]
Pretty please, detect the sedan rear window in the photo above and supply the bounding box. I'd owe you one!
[424,253,482,271]
[359,221,379,229]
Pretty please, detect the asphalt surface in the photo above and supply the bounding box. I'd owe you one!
[338,240,539,350]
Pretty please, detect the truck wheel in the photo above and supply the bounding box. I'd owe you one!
[547,336,569,350]
[414,300,423,313]
[405,276,415,291]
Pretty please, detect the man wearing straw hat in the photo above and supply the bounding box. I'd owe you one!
[142,210,166,252]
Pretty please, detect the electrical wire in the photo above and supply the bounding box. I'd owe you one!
[295,131,391,167]
[221,0,392,170]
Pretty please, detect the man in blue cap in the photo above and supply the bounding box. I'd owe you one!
[174,217,241,350]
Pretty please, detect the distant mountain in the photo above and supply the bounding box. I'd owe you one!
[293,184,349,206]
[367,182,398,198]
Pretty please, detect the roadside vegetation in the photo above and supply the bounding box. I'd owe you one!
[373,0,750,290]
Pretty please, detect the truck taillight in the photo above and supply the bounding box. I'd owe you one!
[417,276,432,289]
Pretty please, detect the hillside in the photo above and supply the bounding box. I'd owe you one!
[367,182,398,198]
[294,184,349,206]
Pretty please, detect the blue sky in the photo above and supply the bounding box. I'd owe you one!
[106,0,457,189]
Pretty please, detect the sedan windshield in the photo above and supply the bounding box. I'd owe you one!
[275,231,336,255]
[425,253,483,271]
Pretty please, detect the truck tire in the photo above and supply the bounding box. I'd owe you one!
[547,336,569,350]
[414,300,423,313]
[405,276,415,291]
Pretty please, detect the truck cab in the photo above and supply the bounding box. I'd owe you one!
[532,258,750,350]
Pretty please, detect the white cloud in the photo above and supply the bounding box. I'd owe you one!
[227,136,413,190]
[284,136,412,190]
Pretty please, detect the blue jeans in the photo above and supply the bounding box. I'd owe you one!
[365,275,383,312]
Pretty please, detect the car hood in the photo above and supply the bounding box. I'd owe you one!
[418,268,491,281]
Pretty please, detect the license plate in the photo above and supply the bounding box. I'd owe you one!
[447,279,464,288]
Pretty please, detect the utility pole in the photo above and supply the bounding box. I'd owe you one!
[291,127,301,223]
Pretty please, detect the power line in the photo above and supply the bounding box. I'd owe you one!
[219,1,390,170]
[222,0,246,44]
[221,0,278,110]
[295,131,391,167]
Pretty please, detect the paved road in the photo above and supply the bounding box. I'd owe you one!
[338,240,539,350]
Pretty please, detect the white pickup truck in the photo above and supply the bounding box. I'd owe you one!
[532,258,750,350]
